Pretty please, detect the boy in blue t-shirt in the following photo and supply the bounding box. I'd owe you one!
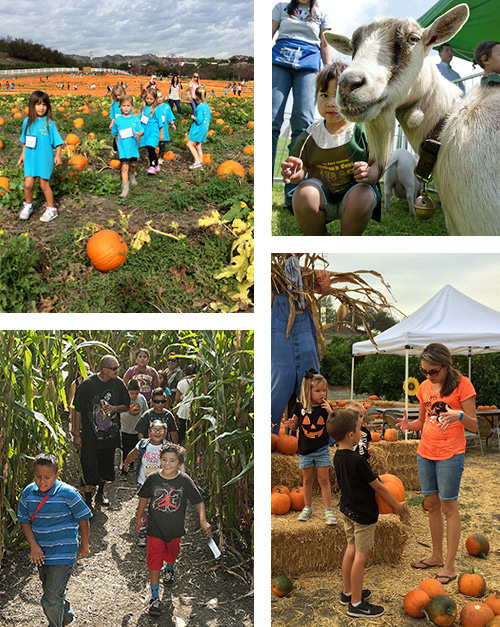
[111,94,143,198]
[18,452,92,627]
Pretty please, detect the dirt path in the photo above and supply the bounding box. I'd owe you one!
[0,470,253,627]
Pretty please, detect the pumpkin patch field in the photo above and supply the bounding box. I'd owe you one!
[0,82,254,312]
[271,448,500,627]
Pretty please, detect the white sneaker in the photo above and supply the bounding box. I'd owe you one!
[325,508,337,525]
[297,507,312,521]
[39,207,58,222]
[19,203,33,220]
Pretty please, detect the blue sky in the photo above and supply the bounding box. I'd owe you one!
[1,0,254,58]
[323,254,500,318]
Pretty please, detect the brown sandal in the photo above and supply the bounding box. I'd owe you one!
[411,560,444,570]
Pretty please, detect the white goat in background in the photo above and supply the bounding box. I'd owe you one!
[384,149,423,216]
[325,5,500,236]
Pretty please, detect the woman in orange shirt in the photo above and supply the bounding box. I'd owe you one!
[397,343,477,585]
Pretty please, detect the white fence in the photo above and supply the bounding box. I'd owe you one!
[0,67,132,77]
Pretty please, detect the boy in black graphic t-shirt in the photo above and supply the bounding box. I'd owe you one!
[137,443,211,617]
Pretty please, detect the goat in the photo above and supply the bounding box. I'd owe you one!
[384,148,423,215]
[324,5,500,236]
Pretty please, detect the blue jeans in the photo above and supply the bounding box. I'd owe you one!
[417,453,465,501]
[272,65,317,202]
[271,294,320,434]
[169,99,182,115]
[190,99,197,116]
[37,564,74,627]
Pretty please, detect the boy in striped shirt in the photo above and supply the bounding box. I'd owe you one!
[18,452,92,627]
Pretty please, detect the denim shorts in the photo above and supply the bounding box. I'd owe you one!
[299,444,332,468]
[417,453,465,501]
[294,178,381,222]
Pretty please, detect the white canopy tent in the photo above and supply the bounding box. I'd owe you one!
[350,284,500,412]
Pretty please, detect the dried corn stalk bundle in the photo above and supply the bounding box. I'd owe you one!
[271,253,399,358]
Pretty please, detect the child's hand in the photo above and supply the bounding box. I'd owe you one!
[394,500,407,515]
[281,156,303,184]
[321,399,331,413]
[78,542,90,557]
[54,154,62,166]
[282,419,296,429]
[17,156,24,167]
[201,520,212,536]
[136,520,143,534]
[109,122,113,130]
[353,161,371,183]
[367,445,374,455]
[30,544,45,565]
[172,123,176,131]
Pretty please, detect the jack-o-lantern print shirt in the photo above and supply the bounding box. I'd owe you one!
[292,402,330,455]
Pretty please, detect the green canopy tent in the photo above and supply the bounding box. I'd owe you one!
[419,0,499,62]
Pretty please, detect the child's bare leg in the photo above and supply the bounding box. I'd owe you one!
[187,140,199,162]
[195,143,203,163]
[149,569,161,586]
[39,178,55,207]
[342,542,356,595]
[121,163,129,183]
[292,184,327,236]
[340,186,375,236]
[24,176,35,203]
[316,466,332,509]
[301,467,315,508]
[351,550,369,604]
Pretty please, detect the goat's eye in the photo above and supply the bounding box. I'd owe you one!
[407,34,420,44]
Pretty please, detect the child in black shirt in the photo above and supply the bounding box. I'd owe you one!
[327,409,406,618]
[346,401,373,459]
[137,443,211,617]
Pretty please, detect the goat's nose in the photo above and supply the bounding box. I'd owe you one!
[338,74,366,96]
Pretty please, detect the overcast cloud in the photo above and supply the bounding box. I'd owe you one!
[1,0,254,58]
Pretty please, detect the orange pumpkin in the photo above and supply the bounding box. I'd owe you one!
[0,176,11,193]
[243,145,254,154]
[426,595,457,627]
[403,589,430,618]
[110,159,121,169]
[88,132,96,140]
[272,576,293,597]
[384,428,399,442]
[375,474,405,514]
[216,160,245,179]
[271,489,291,515]
[65,133,80,146]
[276,434,298,456]
[101,110,109,117]
[271,433,279,452]
[484,593,500,616]
[164,150,175,161]
[459,602,494,627]
[337,401,346,407]
[271,485,290,496]
[466,533,490,559]
[249,165,254,175]
[247,120,254,128]
[86,230,128,273]
[458,570,487,598]
[371,432,381,442]
[202,153,211,166]
[0,117,5,124]
[215,118,225,125]
[73,117,84,128]
[419,578,446,599]
[486,618,500,627]
[69,155,88,170]
[207,129,216,136]
[0,140,3,149]
[369,395,378,401]
[289,487,305,511]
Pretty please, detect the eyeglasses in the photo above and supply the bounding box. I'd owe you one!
[420,365,444,377]
[106,365,120,371]
[152,399,167,404]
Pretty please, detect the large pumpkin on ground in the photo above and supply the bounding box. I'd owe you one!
[426,595,458,627]
[403,589,430,618]
[289,487,305,511]
[466,533,490,559]
[459,602,494,627]
[458,570,487,598]
[271,489,291,515]
[486,618,500,627]
[65,133,80,145]
[0,176,11,192]
[419,578,446,599]
[86,230,128,273]
[276,434,298,455]
[375,474,405,514]
[272,576,293,597]
[69,155,88,170]
[484,593,500,616]
[216,160,245,179]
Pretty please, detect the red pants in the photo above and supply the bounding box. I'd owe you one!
[146,536,181,570]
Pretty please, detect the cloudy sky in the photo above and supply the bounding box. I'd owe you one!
[323,254,500,319]
[1,0,254,58]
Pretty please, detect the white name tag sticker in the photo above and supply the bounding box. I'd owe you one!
[140,115,149,125]
[25,135,37,149]
[162,115,165,124]
[119,127,133,139]
[115,113,121,118]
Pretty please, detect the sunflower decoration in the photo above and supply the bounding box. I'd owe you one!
[403,377,420,396]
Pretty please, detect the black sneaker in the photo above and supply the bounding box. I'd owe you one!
[163,566,174,586]
[347,600,385,618]
[149,597,161,617]
[340,589,372,605]
[95,491,110,506]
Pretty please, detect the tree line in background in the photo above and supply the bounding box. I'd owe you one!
[0,37,254,81]
[0,330,253,567]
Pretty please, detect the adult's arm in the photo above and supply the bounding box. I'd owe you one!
[320,29,332,66]
[272,20,280,38]
[439,396,478,432]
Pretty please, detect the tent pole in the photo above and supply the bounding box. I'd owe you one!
[405,347,409,441]
[468,348,472,380]
[351,354,355,399]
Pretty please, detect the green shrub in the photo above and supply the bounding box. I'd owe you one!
[0,232,44,311]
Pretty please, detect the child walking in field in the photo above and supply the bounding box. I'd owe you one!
[109,83,126,154]
[345,401,373,460]
[17,453,92,627]
[120,379,149,478]
[281,61,382,236]
[187,86,211,170]
[123,419,169,546]
[327,409,406,618]
[17,90,63,222]
[111,94,143,198]
[155,89,176,164]
[139,87,163,175]
[136,442,211,617]
[283,370,337,525]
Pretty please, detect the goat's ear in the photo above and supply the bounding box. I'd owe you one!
[422,3,469,49]
[324,32,353,56]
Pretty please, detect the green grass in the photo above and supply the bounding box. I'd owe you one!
[272,182,449,236]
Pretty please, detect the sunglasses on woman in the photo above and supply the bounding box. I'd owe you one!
[420,365,444,377]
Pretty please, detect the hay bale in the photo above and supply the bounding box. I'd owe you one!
[271,495,409,576]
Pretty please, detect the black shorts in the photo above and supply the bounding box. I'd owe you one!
[81,434,117,485]
[120,157,138,164]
